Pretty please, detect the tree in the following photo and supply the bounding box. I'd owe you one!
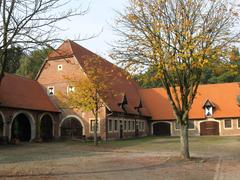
[134,65,163,88]
[16,48,51,79]
[136,47,240,87]
[0,0,88,81]
[0,46,22,73]
[112,0,240,159]
[58,55,112,146]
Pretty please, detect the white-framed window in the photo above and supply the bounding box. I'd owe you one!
[224,119,232,129]
[205,106,213,117]
[124,120,127,131]
[136,121,140,131]
[58,64,63,71]
[108,119,112,132]
[131,121,135,131]
[238,118,240,129]
[90,119,100,132]
[67,85,75,93]
[47,86,54,96]
[114,120,118,131]
[128,121,131,131]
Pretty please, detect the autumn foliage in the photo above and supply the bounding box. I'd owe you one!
[112,0,240,159]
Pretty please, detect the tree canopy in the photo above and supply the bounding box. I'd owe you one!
[0,46,23,74]
[16,48,51,79]
[135,47,240,88]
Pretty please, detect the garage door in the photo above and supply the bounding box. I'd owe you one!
[153,122,171,136]
[200,121,219,136]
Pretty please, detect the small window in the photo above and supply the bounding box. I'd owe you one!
[108,119,112,132]
[114,120,118,131]
[90,119,99,132]
[58,64,63,71]
[142,122,145,131]
[238,119,240,128]
[224,119,232,128]
[47,86,54,96]
[128,121,131,130]
[124,120,127,131]
[189,121,195,129]
[132,121,135,130]
[205,106,213,117]
[137,121,140,130]
[67,85,75,93]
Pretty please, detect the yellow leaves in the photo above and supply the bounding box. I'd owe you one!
[127,14,139,22]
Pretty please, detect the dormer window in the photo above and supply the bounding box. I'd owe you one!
[205,106,213,117]
[135,100,143,114]
[203,100,215,117]
[67,85,75,93]
[47,86,54,96]
[118,93,128,112]
[58,64,63,71]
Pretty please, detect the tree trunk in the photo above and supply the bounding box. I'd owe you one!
[179,122,190,159]
[94,114,98,146]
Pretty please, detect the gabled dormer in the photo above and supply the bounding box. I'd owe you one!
[118,93,128,112]
[135,99,143,114]
[203,99,215,117]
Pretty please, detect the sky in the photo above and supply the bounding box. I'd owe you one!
[56,0,128,60]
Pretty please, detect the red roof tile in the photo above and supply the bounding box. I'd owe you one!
[0,74,59,112]
[139,83,240,120]
[47,40,151,116]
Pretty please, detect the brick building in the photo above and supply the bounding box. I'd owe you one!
[36,40,151,141]
[0,74,59,143]
[0,40,239,143]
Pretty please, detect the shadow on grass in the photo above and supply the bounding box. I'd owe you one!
[0,156,215,178]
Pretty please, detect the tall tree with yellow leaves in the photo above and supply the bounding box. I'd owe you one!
[112,0,240,159]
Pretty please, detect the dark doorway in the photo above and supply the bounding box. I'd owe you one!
[0,114,3,137]
[153,122,171,136]
[135,124,139,137]
[40,114,53,141]
[11,114,31,141]
[200,121,219,135]
[61,118,83,139]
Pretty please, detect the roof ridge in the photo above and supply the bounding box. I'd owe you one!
[140,82,240,91]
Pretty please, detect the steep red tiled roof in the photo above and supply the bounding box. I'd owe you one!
[0,74,59,112]
[47,40,151,116]
[139,83,240,120]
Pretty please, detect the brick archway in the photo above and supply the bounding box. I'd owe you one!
[40,113,54,141]
[0,111,6,137]
[9,111,36,141]
[152,122,171,136]
[59,115,85,139]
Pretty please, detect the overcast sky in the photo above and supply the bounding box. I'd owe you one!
[56,0,128,60]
